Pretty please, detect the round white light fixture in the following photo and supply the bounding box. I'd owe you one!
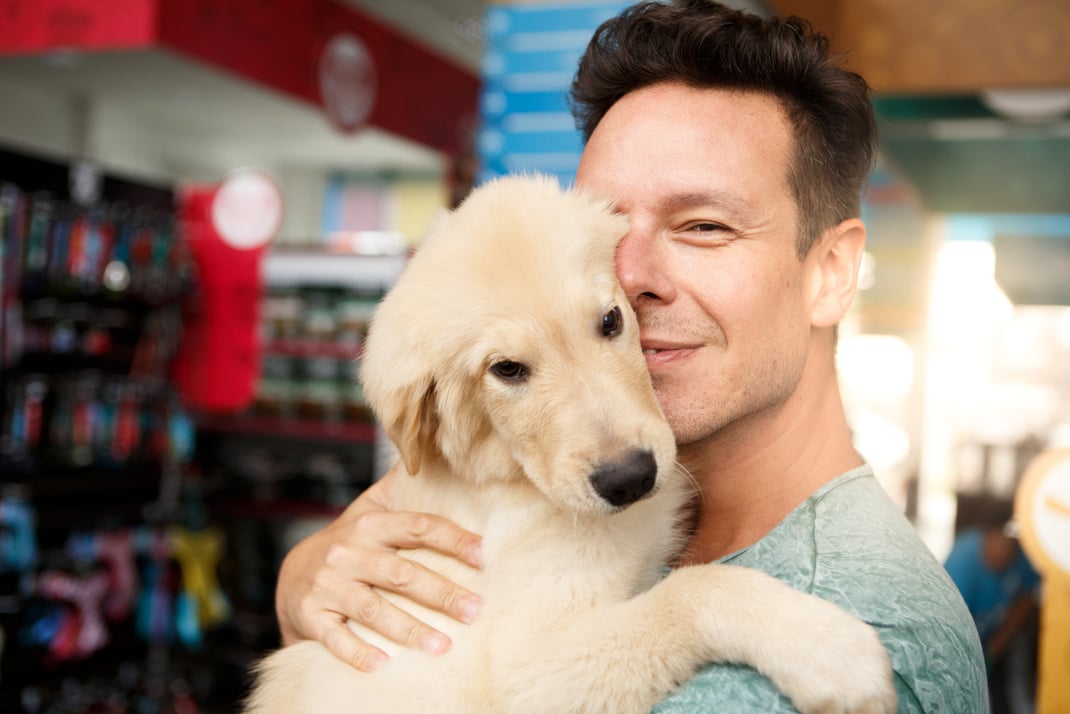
[980,88,1070,123]
[319,33,377,133]
[211,171,283,250]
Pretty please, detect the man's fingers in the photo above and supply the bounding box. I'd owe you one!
[351,511,483,568]
[331,583,453,655]
[324,544,481,625]
[320,620,389,672]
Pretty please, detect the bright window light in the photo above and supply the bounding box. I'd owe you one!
[838,334,914,403]
[928,240,1013,343]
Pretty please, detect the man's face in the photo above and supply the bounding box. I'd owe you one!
[575,82,818,448]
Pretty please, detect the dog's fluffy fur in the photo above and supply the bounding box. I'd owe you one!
[246,175,895,714]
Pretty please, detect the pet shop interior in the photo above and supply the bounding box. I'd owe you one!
[0,0,1068,712]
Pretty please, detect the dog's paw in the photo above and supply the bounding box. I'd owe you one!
[759,595,896,714]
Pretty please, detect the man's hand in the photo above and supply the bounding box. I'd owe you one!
[275,468,484,671]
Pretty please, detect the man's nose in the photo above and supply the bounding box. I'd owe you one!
[615,227,675,305]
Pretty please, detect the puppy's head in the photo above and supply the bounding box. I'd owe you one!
[360,174,676,515]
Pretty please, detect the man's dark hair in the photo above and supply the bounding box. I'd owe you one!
[569,0,878,256]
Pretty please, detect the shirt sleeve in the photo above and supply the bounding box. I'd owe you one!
[645,471,987,713]
[651,663,800,713]
[649,648,927,713]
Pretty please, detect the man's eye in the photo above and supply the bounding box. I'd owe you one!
[490,360,529,382]
[690,222,727,232]
[678,221,735,246]
[601,306,623,338]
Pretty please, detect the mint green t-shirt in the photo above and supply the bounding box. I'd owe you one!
[653,466,988,713]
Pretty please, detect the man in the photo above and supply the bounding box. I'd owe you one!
[275,1,987,710]
[945,514,1040,713]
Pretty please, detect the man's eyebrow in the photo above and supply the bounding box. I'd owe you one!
[661,190,753,215]
[606,189,754,219]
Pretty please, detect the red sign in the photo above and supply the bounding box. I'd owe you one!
[0,0,157,54]
[0,0,479,155]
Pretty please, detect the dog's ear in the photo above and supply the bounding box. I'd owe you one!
[389,376,440,475]
[360,328,443,476]
[359,276,445,476]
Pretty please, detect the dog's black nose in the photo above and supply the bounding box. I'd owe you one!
[589,450,657,507]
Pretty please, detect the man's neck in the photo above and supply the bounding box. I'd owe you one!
[674,349,863,565]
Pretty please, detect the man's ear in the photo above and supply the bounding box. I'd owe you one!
[808,217,866,328]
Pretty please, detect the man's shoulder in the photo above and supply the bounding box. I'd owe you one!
[657,469,988,713]
[793,471,988,711]
[729,468,959,608]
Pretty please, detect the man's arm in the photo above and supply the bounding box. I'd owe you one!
[985,593,1037,663]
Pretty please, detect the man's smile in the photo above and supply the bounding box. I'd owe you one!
[640,338,697,366]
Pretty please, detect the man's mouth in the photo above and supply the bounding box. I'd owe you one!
[640,340,696,364]
[641,338,686,352]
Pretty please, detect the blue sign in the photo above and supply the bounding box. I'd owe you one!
[478,2,629,188]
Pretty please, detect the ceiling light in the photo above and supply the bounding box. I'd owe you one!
[980,88,1070,123]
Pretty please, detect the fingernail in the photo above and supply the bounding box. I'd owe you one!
[363,650,389,671]
[457,595,481,624]
[469,542,484,568]
[422,632,451,655]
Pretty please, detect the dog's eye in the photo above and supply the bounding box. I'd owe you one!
[490,360,529,382]
[601,306,623,338]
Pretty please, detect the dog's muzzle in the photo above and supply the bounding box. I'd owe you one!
[588,449,657,507]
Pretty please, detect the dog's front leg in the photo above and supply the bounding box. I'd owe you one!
[490,564,895,714]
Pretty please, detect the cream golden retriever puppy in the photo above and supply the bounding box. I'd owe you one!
[246,175,895,714]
